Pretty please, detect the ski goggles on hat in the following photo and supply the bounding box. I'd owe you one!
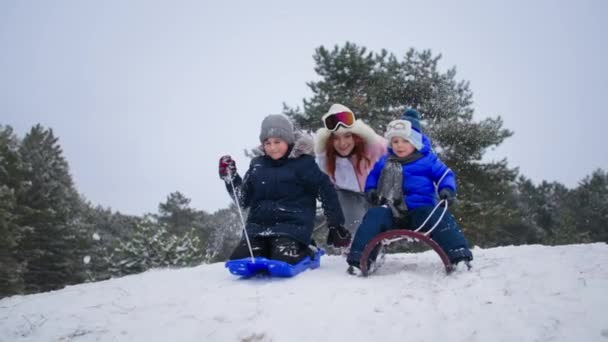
[386,120,412,131]
[322,111,355,131]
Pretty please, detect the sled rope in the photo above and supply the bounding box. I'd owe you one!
[313,219,327,232]
[413,199,449,236]
[434,168,451,194]
[227,170,255,263]
[411,167,449,235]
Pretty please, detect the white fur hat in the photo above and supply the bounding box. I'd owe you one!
[384,119,423,150]
[314,104,383,154]
[323,104,352,121]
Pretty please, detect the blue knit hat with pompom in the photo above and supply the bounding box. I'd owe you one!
[401,108,422,132]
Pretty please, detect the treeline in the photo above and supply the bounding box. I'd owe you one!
[2,43,606,298]
[0,124,242,298]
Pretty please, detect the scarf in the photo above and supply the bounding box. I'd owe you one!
[377,152,422,218]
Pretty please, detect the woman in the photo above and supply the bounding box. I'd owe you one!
[315,104,386,234]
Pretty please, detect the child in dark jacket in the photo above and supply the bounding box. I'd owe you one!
[219,114,351,265]
[347,118,473,268]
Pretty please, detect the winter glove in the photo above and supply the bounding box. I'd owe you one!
[438,188,456,206]
[365,189,380,206]
[326,225,352,248]
[218,155,237,181]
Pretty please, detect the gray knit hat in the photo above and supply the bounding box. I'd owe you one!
[259,114,295,145]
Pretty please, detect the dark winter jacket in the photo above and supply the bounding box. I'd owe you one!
[365,134,456,210]
[227,133,345,245]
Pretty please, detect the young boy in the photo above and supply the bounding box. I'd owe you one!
[346,119,473,269]
[219,114,351,265]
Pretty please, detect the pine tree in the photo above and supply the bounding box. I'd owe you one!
[562,169,608,243]
[157,192,197,235]
[109,217,203,276]
[79,204,140,281]
[515,178,570,243]
[109,220,162,275]
[205,204,243,262]
[156,191,211,248]
[284,43,523,246]
[455,160,525,246]
[0,125,25,297]
[16,124,86,293]
[173,229,205,266]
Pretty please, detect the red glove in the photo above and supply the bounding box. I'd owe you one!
[218,155,237,180]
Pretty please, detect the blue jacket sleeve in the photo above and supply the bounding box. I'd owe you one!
[364,155,386,192]
[300,156,345,228]
[429,154,456,193]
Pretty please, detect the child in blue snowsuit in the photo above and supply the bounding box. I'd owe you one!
[218,114,352,265]
[346,116,473,268]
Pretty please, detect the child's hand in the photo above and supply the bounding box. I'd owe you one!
[365,189,380,206]
[439,188,456,206]
[326,225,352,248]
[219,155,237,180]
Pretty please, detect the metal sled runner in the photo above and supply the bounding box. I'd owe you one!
[359,229,453,276]
[357,199,468,276]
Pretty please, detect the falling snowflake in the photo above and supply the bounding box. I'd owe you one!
[83,256,91,264]
[92,233,100,241]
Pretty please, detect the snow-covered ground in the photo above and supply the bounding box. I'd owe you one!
[1,243,607,342]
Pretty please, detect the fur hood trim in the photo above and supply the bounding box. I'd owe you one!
[314,119,383,154]
[252,131,314,159]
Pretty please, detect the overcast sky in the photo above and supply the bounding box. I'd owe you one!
[1,0,606,215]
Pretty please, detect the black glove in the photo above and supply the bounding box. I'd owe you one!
[326,225,352,248]
[365,189,380,206]
[438,188,456,206]
[218,155,237,180]
[393,197,404,206]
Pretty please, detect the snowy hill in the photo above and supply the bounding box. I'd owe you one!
[1,244,607,342]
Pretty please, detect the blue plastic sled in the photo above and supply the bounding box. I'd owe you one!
[225,248,325,278]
